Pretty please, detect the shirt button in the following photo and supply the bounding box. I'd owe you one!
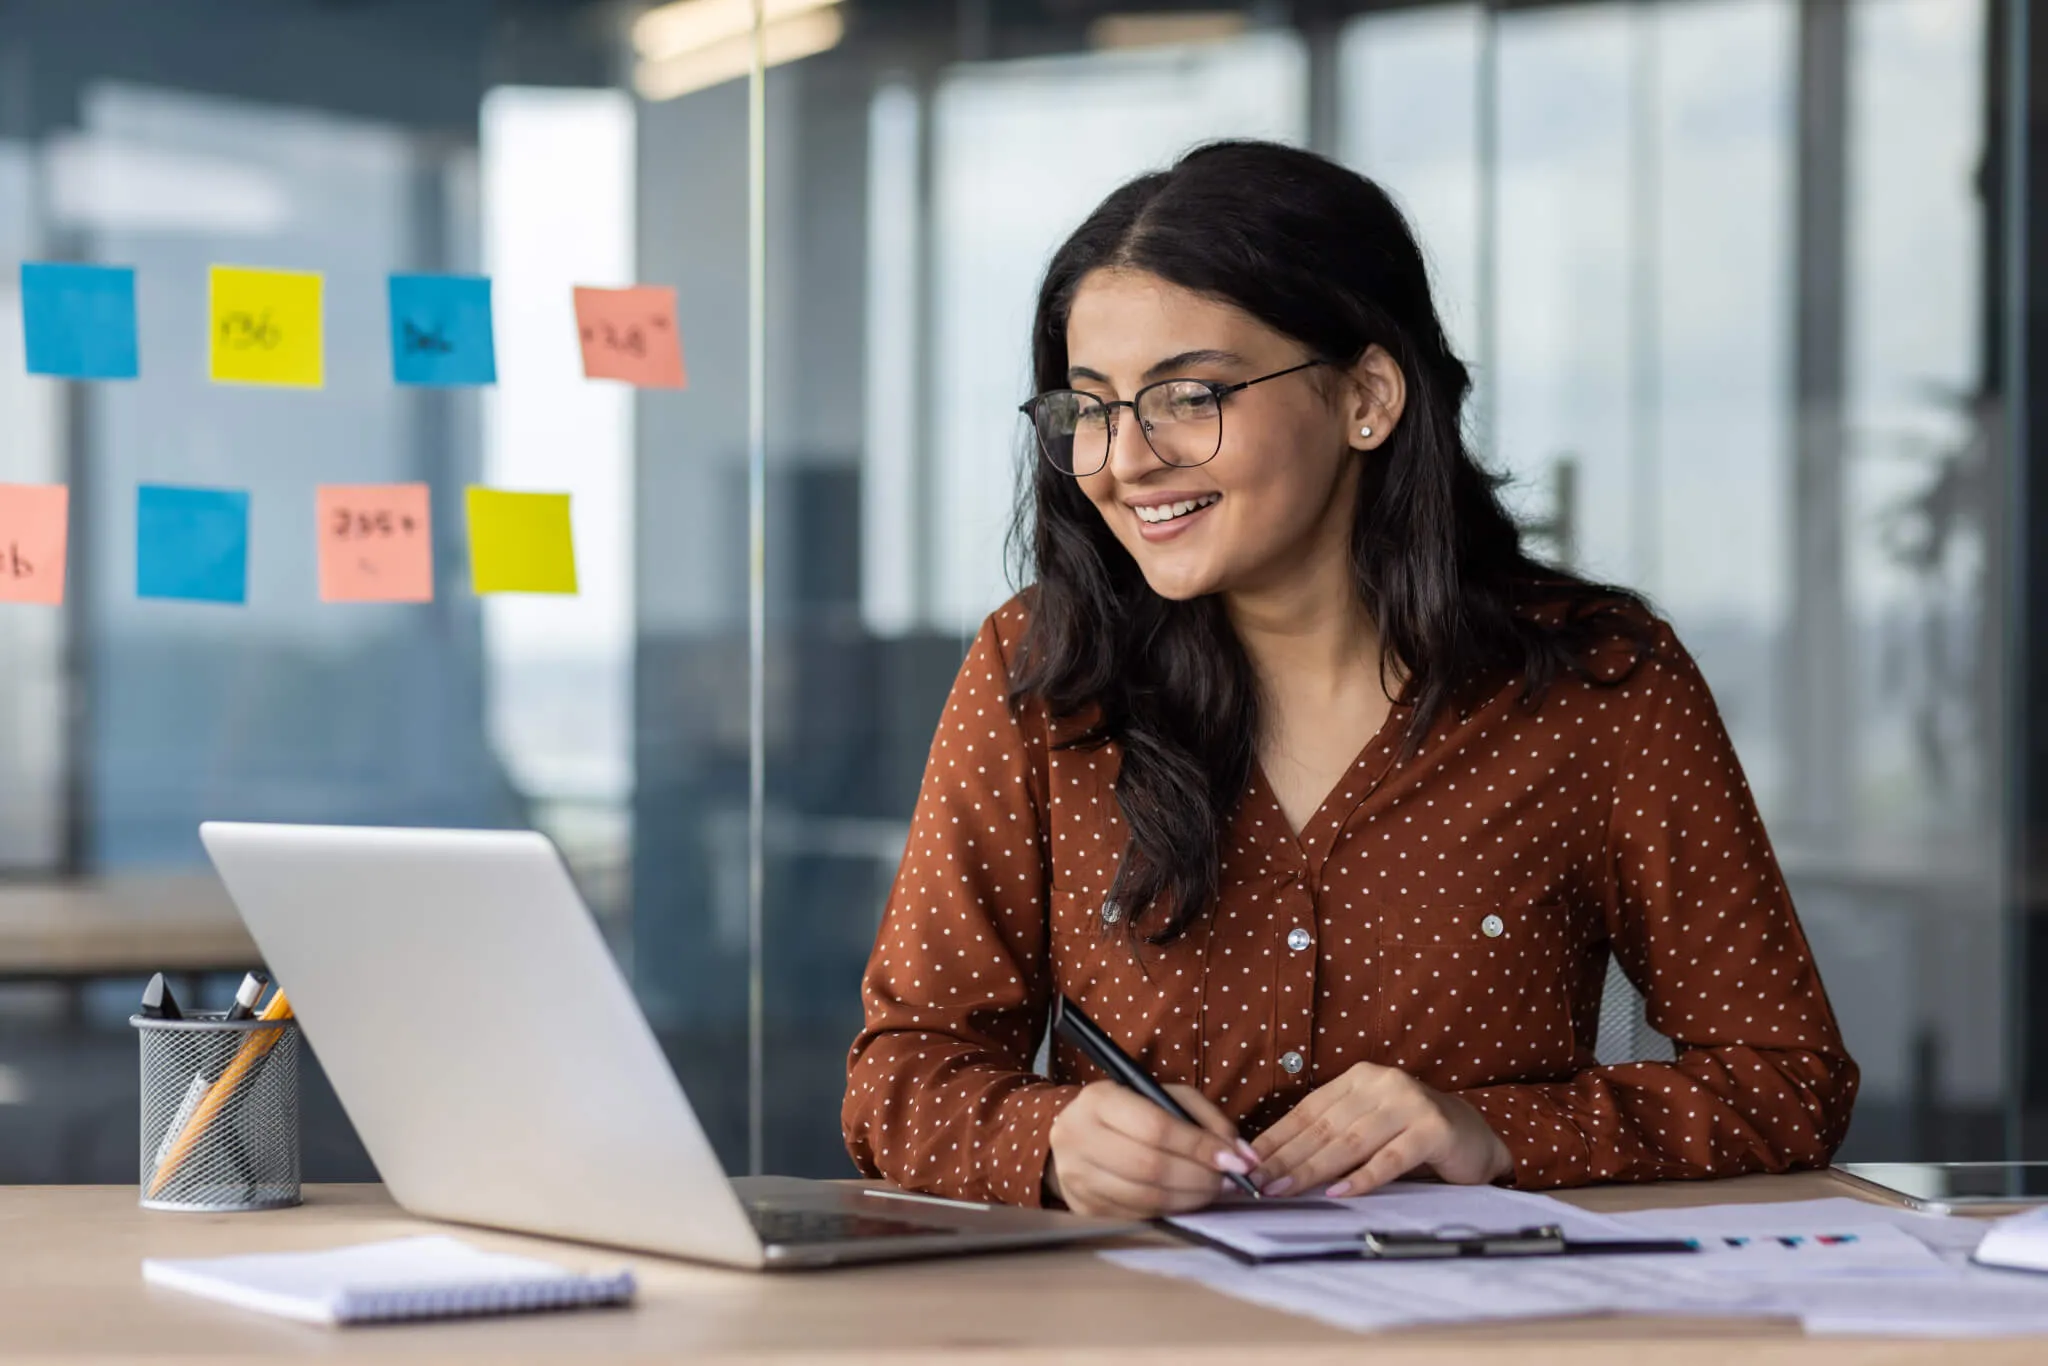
[1280,1050,1305,1075]
[1481,914,1505,938]
[1286,927,1311,952]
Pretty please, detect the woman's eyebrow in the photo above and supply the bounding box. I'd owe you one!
[1064,349,1247,387]
[1144,349,1244,381]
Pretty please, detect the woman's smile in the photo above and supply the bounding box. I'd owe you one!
[1128,490,1222,540]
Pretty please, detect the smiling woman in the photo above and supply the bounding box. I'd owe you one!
[842,140,1858,1220]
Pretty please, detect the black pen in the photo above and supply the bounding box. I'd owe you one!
[222,970,268,1022]
[1053,995,1262,1200]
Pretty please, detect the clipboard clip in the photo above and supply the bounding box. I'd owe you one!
[1357,1223,1567,1259]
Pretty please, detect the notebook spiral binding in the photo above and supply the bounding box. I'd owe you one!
[336,1272,637,1324]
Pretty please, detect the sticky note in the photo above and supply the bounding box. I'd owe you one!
[137,485,249,604]
[465,487,577,595]
[0,484,70,605]
[209,265,323,388]
[388,274,496,387]
[21,263,138,380]
[572,285,687,388]
[317,484,434,603]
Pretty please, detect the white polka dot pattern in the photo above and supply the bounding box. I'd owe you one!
[841,595,1860,1205]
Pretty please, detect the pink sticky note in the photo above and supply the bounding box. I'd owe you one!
[316,484,433,603]
[573,285,688,388]
[0,484,69,606]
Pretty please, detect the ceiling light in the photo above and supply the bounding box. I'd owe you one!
[633,0,839,61]
[633,7,846,102]
[1087,12,1248,50]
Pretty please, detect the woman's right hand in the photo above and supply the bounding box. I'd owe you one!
[1044,1080,1259,1218]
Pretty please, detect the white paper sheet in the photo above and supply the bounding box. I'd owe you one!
[1103,1244,1784,1333]
[1112,1187,2048,1338]
[1604,1196,1989,1257]
[1793,1278,2048,1339]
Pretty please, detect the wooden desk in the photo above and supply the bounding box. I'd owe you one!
[3,1172,2042,1363]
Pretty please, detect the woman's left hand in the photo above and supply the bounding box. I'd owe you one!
[1247,1061,1514,1197]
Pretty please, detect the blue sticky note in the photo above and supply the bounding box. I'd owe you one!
[21,263,139,380]
[137,485,249,605]
[388,274,496,386]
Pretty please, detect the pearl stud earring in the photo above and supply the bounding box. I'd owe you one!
[1359,425,1373,439]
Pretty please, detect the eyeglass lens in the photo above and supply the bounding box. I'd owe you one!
[1032,381,1223,476]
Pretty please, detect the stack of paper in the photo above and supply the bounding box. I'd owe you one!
[1106,1182,2048,1338]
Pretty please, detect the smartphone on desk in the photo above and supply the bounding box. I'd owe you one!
[1835,1161,2048,1215]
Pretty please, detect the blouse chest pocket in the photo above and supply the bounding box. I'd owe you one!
[1377,896,1581,954]
[1368,894,1590,1087]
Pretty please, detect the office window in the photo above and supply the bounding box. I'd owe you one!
[0,0,2031,1186]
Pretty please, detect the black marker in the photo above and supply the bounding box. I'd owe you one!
[139,972,184,1021]
[1053,995,1262,1200]
[223,970,269,1022]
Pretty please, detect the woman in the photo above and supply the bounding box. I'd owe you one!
[843,140,1856,1219]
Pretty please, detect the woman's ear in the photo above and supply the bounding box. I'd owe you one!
[1346,345,1406,450]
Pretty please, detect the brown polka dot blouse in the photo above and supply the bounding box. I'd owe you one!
[843,595,1859,1206]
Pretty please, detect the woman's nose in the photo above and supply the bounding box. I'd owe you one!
[1103,405,1157,480]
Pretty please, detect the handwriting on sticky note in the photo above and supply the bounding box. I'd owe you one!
[317,484,433,603]
[388,274,496,387]
[403,322,452,355]
[572,285,687,389]
[0,484,70,606]
[209,266,324,388]
[465,487,578,595]
[21,263,139,381]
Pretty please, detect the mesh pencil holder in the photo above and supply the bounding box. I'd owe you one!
[132,1012,301,1212]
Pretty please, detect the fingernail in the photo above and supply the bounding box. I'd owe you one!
[1213,1150,1249,1175]
[1263,1176,1295,1196]
[1236,1140,1261,1165]
[1326,1180,1352,1198]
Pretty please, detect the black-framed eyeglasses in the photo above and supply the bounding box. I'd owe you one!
[1018,358,1326,477]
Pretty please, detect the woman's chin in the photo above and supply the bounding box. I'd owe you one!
[1136,559,1225,602]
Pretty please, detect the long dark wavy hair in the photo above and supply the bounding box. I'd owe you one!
[1009,140,1655,946]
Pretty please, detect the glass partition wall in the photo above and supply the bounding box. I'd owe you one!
[732,0,2022,1173]
[0,0,2036,1183]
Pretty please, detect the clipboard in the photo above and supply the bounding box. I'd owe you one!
[1166,1219,1701,1265]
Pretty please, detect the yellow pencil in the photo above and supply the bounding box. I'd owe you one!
[147,989,294,1199]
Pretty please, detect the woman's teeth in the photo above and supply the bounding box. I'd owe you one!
[1134,494,1221,525]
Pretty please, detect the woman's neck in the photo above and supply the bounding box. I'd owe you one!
[1224,547,1384,705]
[1226,543,1396,835]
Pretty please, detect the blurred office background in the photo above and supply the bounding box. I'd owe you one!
[0,0,2043,1181]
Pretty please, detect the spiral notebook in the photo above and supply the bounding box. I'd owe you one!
[142,1235,637,1326]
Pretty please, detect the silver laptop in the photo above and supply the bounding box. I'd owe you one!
[198,821,1135,1268]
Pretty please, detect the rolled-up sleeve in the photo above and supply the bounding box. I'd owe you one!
[842,608,1078,1205]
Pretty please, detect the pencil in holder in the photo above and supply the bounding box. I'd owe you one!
[132,1011,301,1212]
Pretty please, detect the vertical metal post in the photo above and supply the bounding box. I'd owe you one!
[1304,7,1342,158]
[1627,1,1661,595]
[1786,0,1850,843]
[1999,0,2036,1160]
[1473,3,1499,463]
[746,0,769,1177]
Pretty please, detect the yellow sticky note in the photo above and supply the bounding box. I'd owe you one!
[465,487,577,595]
[209,265,324,387]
